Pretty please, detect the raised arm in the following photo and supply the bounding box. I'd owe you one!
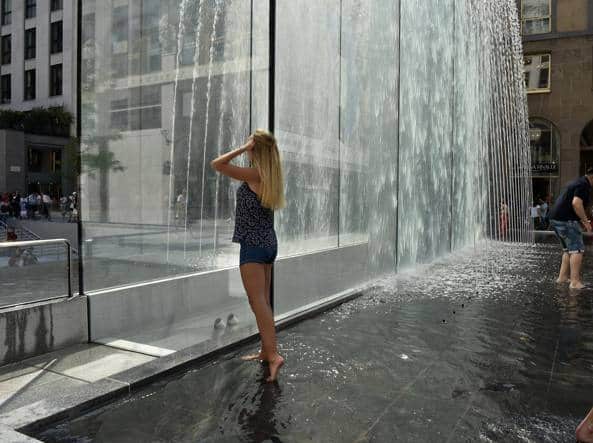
[210,138,260,183]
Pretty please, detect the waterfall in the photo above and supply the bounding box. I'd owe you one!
[162,0,531,273]
[165,0,190,263]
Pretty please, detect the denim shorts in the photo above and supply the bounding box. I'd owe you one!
[239,243,278,266]
[550,219,585,254]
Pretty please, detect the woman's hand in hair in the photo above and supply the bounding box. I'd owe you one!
[242,137,255,152]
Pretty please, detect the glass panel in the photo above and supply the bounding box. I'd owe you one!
[522,0,549,19]
[530,119,559,177]
[79,0,266,353]
[275,0,340,257]
[339,0,370,247]
[364,0,400,275]
[524,54,550,90]
[398,0,455,266]
[0,242,72,306]
[523,18,550,35]
[82,0,256,291]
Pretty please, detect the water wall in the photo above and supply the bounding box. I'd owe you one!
[79,0,531,353]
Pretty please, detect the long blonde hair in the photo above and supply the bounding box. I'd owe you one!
[252,129,285,210]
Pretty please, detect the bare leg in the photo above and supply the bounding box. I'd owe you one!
[241,263,273,362]
[240,263,284,381]
[577,407,593,442]
[556,252,570,283]
[264,264,272,308]
[569,253,585,289]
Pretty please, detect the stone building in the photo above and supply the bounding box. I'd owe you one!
[0,0,77,197]
[521,0,593,201]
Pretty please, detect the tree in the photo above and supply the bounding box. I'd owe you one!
[64,135,126,222]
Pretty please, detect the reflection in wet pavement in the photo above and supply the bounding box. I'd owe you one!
[38,243,593,442]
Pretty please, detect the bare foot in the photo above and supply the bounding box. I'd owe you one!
[576,407,593,442]
[556,277,569,283]
[266,355,284,382]
[570,281,585,290]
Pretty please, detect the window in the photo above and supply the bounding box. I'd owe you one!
[521,0,551,35]
[1,0,11,25]
[111,5,128,51]
[530,118,559,177]
[24,69,35,100]
[25,0,35,19]
[1,35,10,64]
[24,28,35,59]
[82,14,95,47]
[0,74,10,103]
[111,53,128,79]
[523,54,551,93]
[110,85,162,131]
[50,0,62,11]
[50,21,62,53]
[50,64,62,96]
[140,0,161,73]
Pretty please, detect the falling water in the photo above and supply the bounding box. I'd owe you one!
[183,0,205,259]
[211,4,250,261]
[196,0,223,257]
[163,0,531,273]
[165,0,190,263]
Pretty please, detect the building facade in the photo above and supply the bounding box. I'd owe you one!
[0,0,77,197]
[521,0,593,202]
[0,0,77,112]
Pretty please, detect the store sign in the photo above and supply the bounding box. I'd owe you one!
[532,162,558,174]
[9,166,21,172]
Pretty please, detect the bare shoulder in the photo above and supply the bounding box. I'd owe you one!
[216,164,260,182]
[247,181,262,195]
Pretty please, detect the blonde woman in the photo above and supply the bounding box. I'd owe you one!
[211,129,285,382]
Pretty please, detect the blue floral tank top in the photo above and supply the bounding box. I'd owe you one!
[232,182,277,248]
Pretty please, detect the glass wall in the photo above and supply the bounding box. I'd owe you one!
[275,0,340,257]
[79,0,532,351]
[81,0,258,292]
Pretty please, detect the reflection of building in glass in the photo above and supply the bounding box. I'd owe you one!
[81,0,255,226]
[520,0,593,201]
[0,0,77,197]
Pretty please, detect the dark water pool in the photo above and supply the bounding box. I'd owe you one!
[36,243,593,442]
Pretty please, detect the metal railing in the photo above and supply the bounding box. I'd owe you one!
[0,238,73,299]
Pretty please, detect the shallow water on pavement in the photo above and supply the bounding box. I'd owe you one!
[36,242,593,442]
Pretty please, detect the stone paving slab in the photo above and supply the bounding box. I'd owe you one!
[0,343,156,434]
[22,343,155,383]
[0,424,41,442]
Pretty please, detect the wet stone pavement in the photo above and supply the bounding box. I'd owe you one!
[36,242,593,442]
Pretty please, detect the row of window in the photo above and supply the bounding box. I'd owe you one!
[521,0,551,35]
[1,0,62,26]
[0,21,61,65]
[0,64,62,103]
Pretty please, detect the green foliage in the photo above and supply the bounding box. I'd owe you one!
[64,135,127,180]
[0,107,73,136]
[0,110,24,131]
